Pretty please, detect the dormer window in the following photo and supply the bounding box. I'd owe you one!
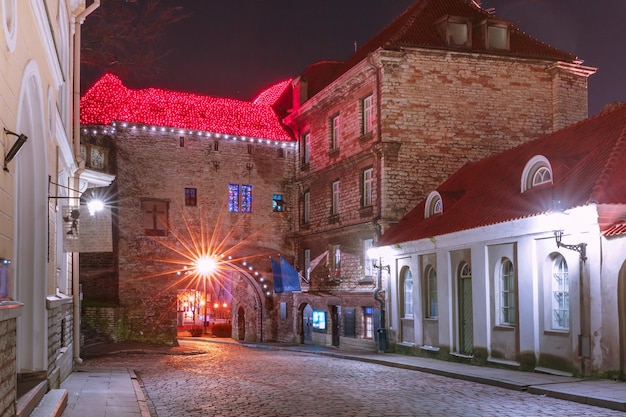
[436,16,471,48]
[425,191,443,218]
[521,155,553,192]
[478,19,511,50]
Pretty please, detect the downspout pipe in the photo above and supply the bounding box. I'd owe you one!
[71,0,100,365]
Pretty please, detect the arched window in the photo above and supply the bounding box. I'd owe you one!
[400,268,413,318]
[499,258,516,325]
[521,155,553,192]
[425,191,443,218]
[425,265,438,318]
[552,255,569,330]
[2,0,17,52]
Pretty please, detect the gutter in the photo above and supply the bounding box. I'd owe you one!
[71,0,100,365]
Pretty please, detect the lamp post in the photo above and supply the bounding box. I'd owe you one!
[367,247,390,353]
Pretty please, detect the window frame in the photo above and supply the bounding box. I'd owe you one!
[551,255,569,330]
[184,188,197,206]
[303,132,311,165]
[401,267,414,318]
[362,95,374,135]
[272,194,284,212]
[425,265,438,319]
[330,114,340,150]
[362,167,373,207]
[303,191,310,224]
[331,180,340,216]
[499,258,516,326]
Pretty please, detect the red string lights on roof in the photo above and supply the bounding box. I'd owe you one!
[252,79,291,106]
[80,73,294,142]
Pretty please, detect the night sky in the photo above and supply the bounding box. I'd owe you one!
[145,0,625,116]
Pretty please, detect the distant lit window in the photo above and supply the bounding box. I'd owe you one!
[401,268,414,318]
[436,16,471,48]
[304,249,311,281]
[362,95,374,134]
[363,307,374,338]
[487,24,509,50]
[228,184,252,213]
[425,265,438,318]
[363,239,374,278]
[184,188,197,206]
[272,194,284,212]
[331,245,341,277]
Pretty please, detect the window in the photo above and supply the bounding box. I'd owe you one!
[436,16,471,48]
[312,311,326,330]
[142,199,168,236]
[362,95,373,134]
[363,307,374,338]
[425,191,443,218]
[228,184,252,213]
[362,168,373,207]
[363,239,374,277]
[330,115,340,150]
[272,194,284,212]
[331,245,341,277]
[304,249,311,281]
[487,24,509,50]
[247,144,253,154]
[213,140,219,151]
[425,266,438,318]
[303,132,310,165]
[184,188,197,206]
[179,136,185,147]
[401,268,414,318]
[521,155,553,192]
[331,180,340,215]
[552,255,569,330]
[303,191,310,223]
[499,258,516,325]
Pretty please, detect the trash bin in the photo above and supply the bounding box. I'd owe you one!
[376,328,387,353]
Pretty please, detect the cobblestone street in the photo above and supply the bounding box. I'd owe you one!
[84,340,623,417]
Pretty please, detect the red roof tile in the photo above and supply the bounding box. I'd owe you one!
[379,103,626,245]
[80,74,294,142]
[307,0,577,98]
[604,222,626,237]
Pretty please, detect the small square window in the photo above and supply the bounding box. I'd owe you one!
[272,194,284,212]
[488,25,509,50]
[184,188,197,206]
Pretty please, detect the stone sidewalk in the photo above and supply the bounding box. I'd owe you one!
[54,338,626,416]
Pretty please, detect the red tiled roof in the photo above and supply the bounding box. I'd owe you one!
[80,74,294,142]
[307,0,577,97]
[604,222,626,237]
[379,103,626,245]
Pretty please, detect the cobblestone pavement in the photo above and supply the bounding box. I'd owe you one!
[84,340,624,417]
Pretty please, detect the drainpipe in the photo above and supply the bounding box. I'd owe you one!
[71,0,100,365]
[367,54,383,227]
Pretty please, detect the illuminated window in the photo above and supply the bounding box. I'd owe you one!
[303,191,310,223]
[425,265,438,318]
[331,245,341,277]
[362,95,374,134]
[331,180,340,215]
[362,167,373,207]
[330,115,340,150]
[363,239,374,278]
[272,194,284,212]
[228,184,252,213]
[312,310,326,330]
[304,249,311,281]
[436,16,471,48]
[142,199,168,236]
[184,188,197,206]
[552,256,569,330]
[401,268,414,318]
[499,258,516,325]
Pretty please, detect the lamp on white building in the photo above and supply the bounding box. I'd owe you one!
[366,246,391,353]
[3,128,28,172]
[553,230,587,261]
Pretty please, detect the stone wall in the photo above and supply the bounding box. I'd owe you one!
[0,315,17,417]
[46,298,74,387]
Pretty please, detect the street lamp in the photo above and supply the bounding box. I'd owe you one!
[367,246,390,353]
[195,256,216,335]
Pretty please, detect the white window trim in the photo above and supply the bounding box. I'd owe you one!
[331,180,340,215]
[362,95,373,134]
[425,191,443,218]
[521,155,553,192]
[363,168,373,207]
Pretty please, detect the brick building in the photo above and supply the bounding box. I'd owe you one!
[79,0,596,355]
[275,0,595,350]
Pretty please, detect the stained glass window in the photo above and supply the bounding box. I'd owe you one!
[228,184,239,212]
[241,184,252,213]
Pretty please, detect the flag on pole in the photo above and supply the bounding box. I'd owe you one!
[271,256,302,293]
[307,250,329,277]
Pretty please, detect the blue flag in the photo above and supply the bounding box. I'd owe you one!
[279,256,302,293]
[271,256,302,293]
